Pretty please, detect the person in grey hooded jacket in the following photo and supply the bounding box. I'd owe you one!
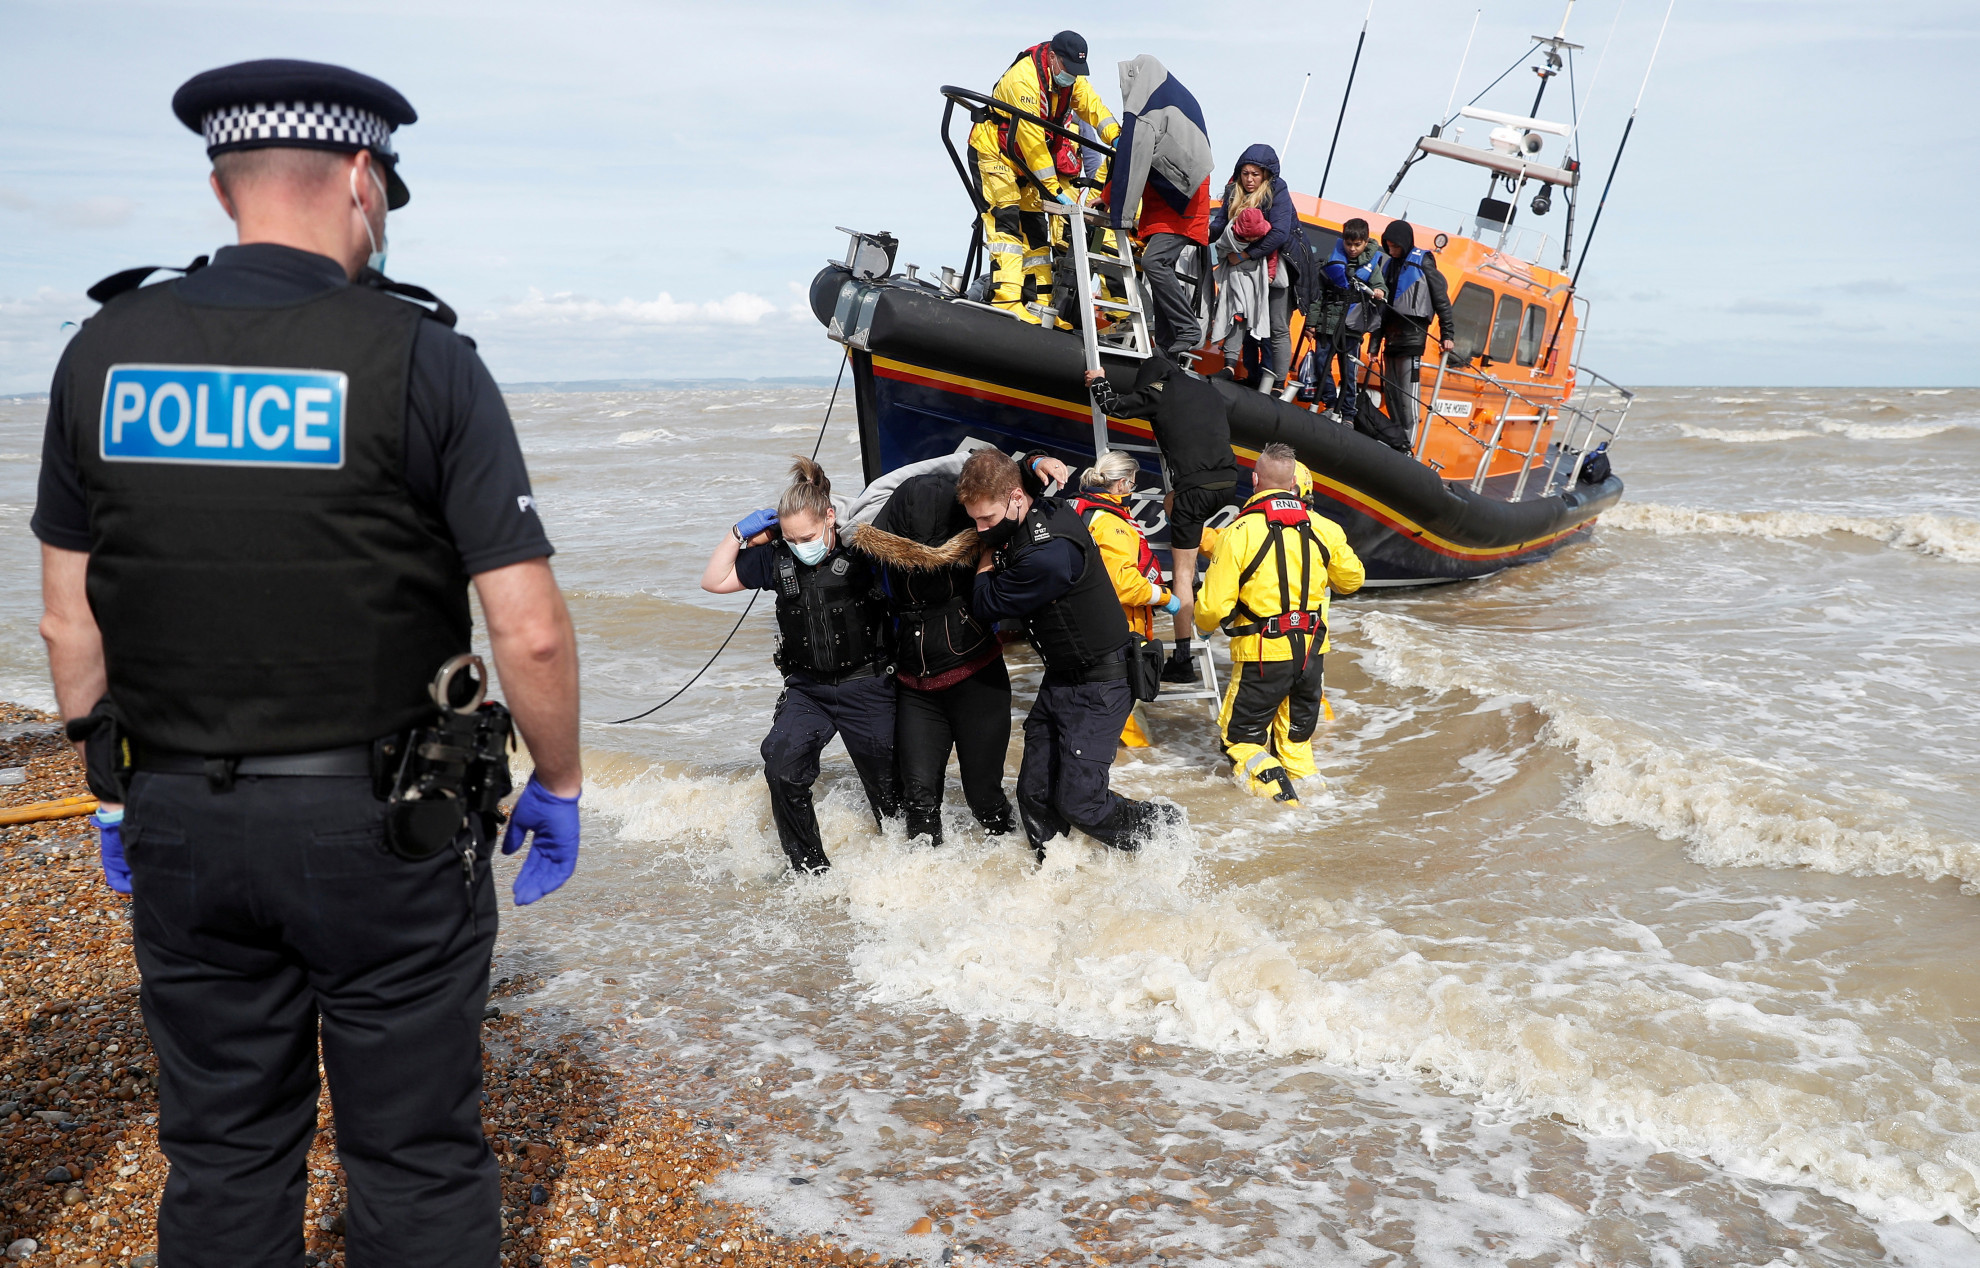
[1107,55,1214,355]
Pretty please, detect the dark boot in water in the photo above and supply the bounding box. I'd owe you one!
[1160,651,1199,684]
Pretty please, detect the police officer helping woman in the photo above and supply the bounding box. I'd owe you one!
[956,449,1182,859]
[702,457,900,873]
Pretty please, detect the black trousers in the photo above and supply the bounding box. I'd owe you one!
[896,659,1014,843]
[1224,651,1327,749]
[1140,232,1203,354]
[1017,675,1168,856]
[761,670,900,872]
[1318,332,1361,416]
[125,771,499,1268]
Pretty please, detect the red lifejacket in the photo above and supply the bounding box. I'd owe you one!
[1071,495,1161,589]
[1222,496,1333,657]
[997,44,1081,180]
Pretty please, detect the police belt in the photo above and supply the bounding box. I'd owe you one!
[1224,610,1325,639]
[1041,646,1130,684]
[788,659,892,687]
[135,742,374,778]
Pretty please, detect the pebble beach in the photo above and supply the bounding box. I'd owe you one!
[0,704,911,1268]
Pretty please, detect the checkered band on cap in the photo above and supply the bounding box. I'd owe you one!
[201,101,394,156]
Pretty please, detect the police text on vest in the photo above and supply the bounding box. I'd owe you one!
[100,365,347,469]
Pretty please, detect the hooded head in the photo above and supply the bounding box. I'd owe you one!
[1230,142,1282,183]
[1131,350,1179,395]
[1381,218,1416,255]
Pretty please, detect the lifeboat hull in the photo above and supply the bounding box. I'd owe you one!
[811,264,1621,587]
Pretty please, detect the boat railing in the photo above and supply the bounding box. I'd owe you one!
[938,86,1117,289]
[1412,359,1632,498]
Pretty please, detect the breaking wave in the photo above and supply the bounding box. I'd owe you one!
[1602,502,1980,563]
[1678,421,1960,443]
[1354,611,1980,890]
[1677,424,1815,443]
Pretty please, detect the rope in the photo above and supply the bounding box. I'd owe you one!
[603,348,851,725]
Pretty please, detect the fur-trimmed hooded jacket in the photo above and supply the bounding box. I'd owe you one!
[851,471,998,687]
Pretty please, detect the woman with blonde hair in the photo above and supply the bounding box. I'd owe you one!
[1069,451,1180,747]
[702,456,900,873]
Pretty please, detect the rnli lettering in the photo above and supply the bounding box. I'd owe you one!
[100,364,347,469]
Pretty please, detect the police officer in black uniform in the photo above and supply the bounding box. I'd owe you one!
[31,60,583,1267]
[702,457,899,873]
[956,449,1180,859]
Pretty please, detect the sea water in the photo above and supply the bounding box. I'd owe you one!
[4,384,1978,1266]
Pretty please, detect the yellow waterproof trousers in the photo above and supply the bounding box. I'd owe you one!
[972,149,1055,324]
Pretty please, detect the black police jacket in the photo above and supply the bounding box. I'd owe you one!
[1000,498,1131,674]
[57,274,471,756]
[770,541,891,679]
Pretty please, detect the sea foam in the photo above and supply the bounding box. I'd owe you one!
[1602,501,1980,564]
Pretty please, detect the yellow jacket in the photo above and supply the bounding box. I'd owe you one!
[1076,492,1169,638]
[969,53,1119,196]
[1195,490,1364,660]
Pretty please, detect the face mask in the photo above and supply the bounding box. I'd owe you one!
[789,537,830,566]
[350,164,389,274]
[1053,70,1075,88]
[978,499,1024,549]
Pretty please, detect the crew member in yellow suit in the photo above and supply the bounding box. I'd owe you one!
[1194,443,1364,804]
[967,31,1120,324]
[1069,452,1178,747]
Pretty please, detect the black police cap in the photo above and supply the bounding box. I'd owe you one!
[171,59,416,209]
[1049,31,1090,77]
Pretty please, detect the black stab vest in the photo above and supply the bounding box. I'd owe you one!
[1002,498,1130,673]
[771,542,890,678]
[61,280,471,755]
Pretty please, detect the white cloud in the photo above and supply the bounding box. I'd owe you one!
[0,188,136,229]
[481,287,786,329]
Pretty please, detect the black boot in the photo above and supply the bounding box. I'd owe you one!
[1160,650,1198,684]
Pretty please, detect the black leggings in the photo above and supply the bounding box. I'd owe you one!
[896,659,1015,843]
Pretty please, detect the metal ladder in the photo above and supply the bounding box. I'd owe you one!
[1044,200,1224,718]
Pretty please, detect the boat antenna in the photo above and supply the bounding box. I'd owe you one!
[604,348,849,725]
[1281,72,1312,158]
[1316,0,1374,205]
[1542,0,1676,368]
[1440,9,1482,128]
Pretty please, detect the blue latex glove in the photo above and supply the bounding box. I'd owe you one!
[93,807,131,895]
[734,508,779,541]
[1053,190,1076,206]
[1162,592,1183,615]
[501,776,581,906]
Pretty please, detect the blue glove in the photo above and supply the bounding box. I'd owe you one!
[93,807,131,895]
[1054,190,1076,206]
[1163,592,1183,615]
[501,776,581,906]
[735,508,778,541]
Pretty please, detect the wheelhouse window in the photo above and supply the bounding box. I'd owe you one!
[1450,283,1495,363]
[1517,303,1548,366]
[1488,293,1522,363]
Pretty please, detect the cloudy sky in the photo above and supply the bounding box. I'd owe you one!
[3,0,1973,392]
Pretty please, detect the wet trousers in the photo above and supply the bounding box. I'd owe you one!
[972,148,1054,324]
[125,771,499,1268]
[1018,675,1163,856]
[762,670,900,872]
[1140,232,1202,354]
[1219,651,1327,790]
[895,659,1015,844]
